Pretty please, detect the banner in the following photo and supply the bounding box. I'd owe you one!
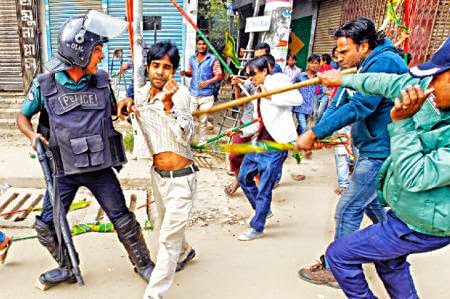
[260,0,293,68]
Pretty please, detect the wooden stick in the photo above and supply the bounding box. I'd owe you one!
[193,68,357,116]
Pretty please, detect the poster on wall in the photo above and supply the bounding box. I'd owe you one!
[260,0,293,68]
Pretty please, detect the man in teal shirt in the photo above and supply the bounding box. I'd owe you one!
[16,11,155,289]
[316,37,450,298]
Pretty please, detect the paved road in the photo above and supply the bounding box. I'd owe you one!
[1,149,449,299]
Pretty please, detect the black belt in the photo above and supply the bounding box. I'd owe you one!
[154,164,199,178]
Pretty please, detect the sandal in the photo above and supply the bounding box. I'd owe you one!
[291,174,306,182]
[224,182,240,196]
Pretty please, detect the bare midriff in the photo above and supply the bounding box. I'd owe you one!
[153,152,193,171]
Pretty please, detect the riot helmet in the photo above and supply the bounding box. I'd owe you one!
[45,10,127,72]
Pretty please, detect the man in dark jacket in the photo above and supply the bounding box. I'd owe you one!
[295,17,408,287]
[320,36,450,299]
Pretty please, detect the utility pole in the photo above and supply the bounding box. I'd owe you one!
[244,0,262,62]
[133,0,145,88]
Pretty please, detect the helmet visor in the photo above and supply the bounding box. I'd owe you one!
[83,10,128,38]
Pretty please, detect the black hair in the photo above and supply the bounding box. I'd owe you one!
[331,46,338,57]
[335,17,386,50]
[147,41,180,70]
[196,35,206,43]
[260,54,276,68]
[396,48,412,65]
[307,54,321,63]
[255,42,271,54]
[287,53,297,60]
[321,54,332,65]
[245,56,270,75]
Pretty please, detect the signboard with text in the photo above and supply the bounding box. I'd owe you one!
[245,16,271,33]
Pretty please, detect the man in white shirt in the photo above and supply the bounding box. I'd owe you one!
[235,56,303,241]
[283,53,302,83]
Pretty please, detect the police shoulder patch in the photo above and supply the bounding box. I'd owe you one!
[27,90,35,102]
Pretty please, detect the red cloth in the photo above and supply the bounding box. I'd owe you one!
[318,65,333,73]
[228,131,252,172]
[256,99,274,142]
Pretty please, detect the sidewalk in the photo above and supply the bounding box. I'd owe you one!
[0,144,151,189]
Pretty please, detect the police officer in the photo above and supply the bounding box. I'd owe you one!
[16,11,154,288]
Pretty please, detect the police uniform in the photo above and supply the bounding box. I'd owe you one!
[19,11,155,288]
[23,70,130,224]
[23,70,155,286]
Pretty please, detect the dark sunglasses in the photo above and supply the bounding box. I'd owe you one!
[246,70,257,77]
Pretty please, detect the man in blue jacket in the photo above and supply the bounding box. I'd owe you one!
[181,36,222,143]
[295,17,408,287]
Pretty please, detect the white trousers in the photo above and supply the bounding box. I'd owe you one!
[143,167,197,299]
[190,95,214,142]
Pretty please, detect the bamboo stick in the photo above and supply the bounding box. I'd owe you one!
[193,68,357,116]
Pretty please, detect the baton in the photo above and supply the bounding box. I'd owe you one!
[35,138,84,287]
[193,68,357,116]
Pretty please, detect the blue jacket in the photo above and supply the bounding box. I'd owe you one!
[188,52,217,97]
[312,39,408,159]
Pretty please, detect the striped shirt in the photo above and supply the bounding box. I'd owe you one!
[292,72,319,115]
[134,83,194,161]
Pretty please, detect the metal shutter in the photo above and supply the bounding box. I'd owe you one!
[47,0,102,57]
[0,0,23,91]
[312,0,343,55]
[107,0,186,83]
[340,0,386,27]
[429,0,450,56]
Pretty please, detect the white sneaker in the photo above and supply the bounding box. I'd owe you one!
[237,228,263,241]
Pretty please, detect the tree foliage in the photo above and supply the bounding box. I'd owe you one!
[198,0,229,50]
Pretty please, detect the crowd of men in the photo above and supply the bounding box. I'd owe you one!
[0,9,448,299]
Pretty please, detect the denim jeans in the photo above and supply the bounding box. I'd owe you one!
[275,152,288,183]
[0,231,4,243]
[238,151,288,232]
[334,126,351,189]
[334,157,387,240]
[326,210,450,299]
[40,168,130,227]
[314,97,329,124]
[295,112,309,135]
[335,151,350,189]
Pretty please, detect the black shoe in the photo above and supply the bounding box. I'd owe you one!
[38,267,77,287]
[134,261,155,282]
[176,249,196,272]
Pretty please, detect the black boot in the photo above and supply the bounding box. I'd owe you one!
[114,213,155,282]
[35,217,78,287]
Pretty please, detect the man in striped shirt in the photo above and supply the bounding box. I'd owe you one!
[181,36,223,143]
[118,41,197,299]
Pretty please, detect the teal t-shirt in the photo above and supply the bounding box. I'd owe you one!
[21,71,114,118]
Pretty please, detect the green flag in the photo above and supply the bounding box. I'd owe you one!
[386,0,409,31]
[223,32,241,69]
